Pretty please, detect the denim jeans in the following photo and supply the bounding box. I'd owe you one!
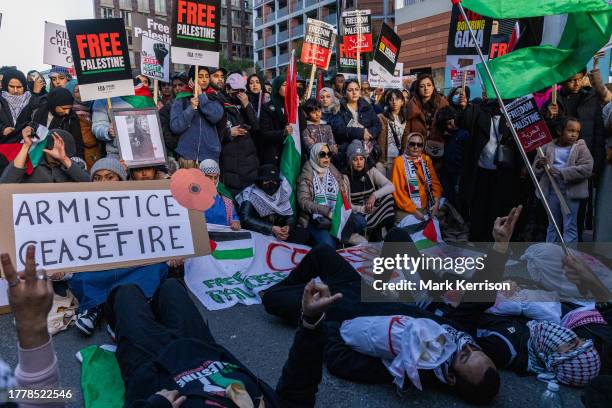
[307,213,367,248]
[546,188,581,243]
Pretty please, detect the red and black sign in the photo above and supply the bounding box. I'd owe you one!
[446,5,493,56]
[66,18,132,84]
[489,34,511,60]
[373,23,402,76]
[341,10,373,53]
[171,0,221,51]
[336,40,368,74]
[507,95,553,152]
[300,18,336,70]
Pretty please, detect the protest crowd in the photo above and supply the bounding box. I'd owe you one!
[1,0,612,407]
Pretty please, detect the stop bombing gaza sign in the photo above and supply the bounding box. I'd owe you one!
[171,0,221,66]
[66,18,134,101]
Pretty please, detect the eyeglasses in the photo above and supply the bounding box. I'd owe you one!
[318,151,333,158]
[408,142,424,148]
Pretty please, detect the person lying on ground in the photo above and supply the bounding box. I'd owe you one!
[1,246,65,408]
[0,128,90,184]
[106,277,341,407]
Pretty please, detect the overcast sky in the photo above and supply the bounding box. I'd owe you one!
[0,1,94,73]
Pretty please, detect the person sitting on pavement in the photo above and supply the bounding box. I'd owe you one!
[200,159,240,230]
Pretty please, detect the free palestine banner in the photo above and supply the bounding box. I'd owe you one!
[171,0,221,66]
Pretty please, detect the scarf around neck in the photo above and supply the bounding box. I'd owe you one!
[2,91,31,124]
[237,178,293,218]
[403,155,433,210]
[312,168,338,220]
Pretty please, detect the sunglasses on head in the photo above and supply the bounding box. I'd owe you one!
[318,151,332,158]
[408,142,424,148]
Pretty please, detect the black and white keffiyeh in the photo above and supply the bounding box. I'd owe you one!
[1,90,31,124]
[237,177,293,217]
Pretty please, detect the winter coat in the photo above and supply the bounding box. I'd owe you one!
[0,159,90,184]
[238,200,296,236]
[159,99,178,154]
[330,98,381,146]
[258,100,287,165]
[297,161,348,228]
[170,93,225,162]
[405,93,449,143]
[31,104,84,159]
[534,139,594,200]
[218,97,260,196]
[542,87,606,178]
[0,93,42,139]
[391,154,442,214]
[377,113,410,164]
[342,167,395,213]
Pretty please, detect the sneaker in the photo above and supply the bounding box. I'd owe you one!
[75,306,103,336]
[347,233,367,245]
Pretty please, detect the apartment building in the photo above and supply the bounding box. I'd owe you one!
[93,0,254,73]
[254,0,394,79]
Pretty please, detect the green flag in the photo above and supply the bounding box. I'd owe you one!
[478,11,612,99]
[460,0,611,18]
[79,345,125,408]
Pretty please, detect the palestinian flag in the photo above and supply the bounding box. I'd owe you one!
[330,191,352,240]
[217,182,234,200]
[280,50,301,213]
[462,1,612,98]
[409,219,442,251]
[208,231,254,261]
[0,131,49,175]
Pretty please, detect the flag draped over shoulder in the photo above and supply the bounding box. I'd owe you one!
[280,51,302,213]
[459,0,612,99]
[458,0,611,18]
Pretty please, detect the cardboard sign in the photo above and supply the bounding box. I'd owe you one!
[300,18,336,70]
[447,55,479,87]
[507,95,553,152]
[373,23,402,76]
[0,181,210,274]
[141,35,170,82]
[132,13,172,53]
[368,61,403,89]
[171,0,221,66]
[342,10,373,53]
[66,18,134,101]
[450,68,475,87]
[337,40,368,74]
[43,22,73,68]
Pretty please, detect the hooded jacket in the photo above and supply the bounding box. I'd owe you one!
[258,75,288,165]
[0,69,43,139]
[169,92,225,162]
[329,97,381,146]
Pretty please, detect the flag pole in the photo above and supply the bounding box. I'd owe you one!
[356,12,362,87]
[154,79,159,105]
[454,1,570,256]
[306,63,317,102]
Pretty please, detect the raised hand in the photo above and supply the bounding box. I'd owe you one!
[301,279,343,321]
[492,205,523,252]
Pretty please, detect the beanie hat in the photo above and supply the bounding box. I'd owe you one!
[255,164,281,182]
[48,66,71,78]
[346,139,366,162]
[199,159,220,175]
[47,129,76,158]
[47,87,74,110]
[1,68,27,91]
[90,157,127,181]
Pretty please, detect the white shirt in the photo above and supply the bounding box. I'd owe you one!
[478,115,501,170]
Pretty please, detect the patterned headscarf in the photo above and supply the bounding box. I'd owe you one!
[527,320,600,386]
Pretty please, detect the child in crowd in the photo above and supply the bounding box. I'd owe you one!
[301,98,337,154]
[200,159,241,230]
[534,117,594,243]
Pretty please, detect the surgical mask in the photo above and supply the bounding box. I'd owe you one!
[452,94,461,105]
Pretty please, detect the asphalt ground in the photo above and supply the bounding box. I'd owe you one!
[0,291,584,408]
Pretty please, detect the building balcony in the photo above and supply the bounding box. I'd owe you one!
[277,53,290,65]
[277,30,289,43]
[291,25,303,39]
[255,17,263,26]
[305,0,318,7]
[266,56,277,67]
[277,7,288,19]
[265,33,277,46]
[255,0,264,6]
[324,14,337,25]
[255,38,265,49]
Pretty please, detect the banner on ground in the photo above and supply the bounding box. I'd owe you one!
[337,41,368,75]
[185,226,384,310]
[43,22,73,68]
[506,94,553,152]
[132,13,172,53]
[341,9,373,53]
[368,61,403,89]
[171,0,221,66]
[373,22,402,76]
[66,18,134,101]
[300,18,336,70]
[140,35,170,82]
[444,5,493,90]
[0,181,210,274]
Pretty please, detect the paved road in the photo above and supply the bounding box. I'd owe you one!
[0,296,583,408]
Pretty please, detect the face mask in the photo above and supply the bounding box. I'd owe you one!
[452,94,460,105]
[260,181,280,196]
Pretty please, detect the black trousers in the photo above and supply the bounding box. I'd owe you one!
[107,278,215,381]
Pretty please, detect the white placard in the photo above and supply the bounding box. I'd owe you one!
[78,79,135,102]
[171,46,219,66]
[43,21,73,68]
[0,279,8,308]
[141,35,170,82]
[368,61,403,89]
[12,190,194,271]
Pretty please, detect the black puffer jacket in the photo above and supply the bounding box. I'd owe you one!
[238,200,296,235]
[258,101,287,165]
[218,95,260,196]
[32,104,84,159]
